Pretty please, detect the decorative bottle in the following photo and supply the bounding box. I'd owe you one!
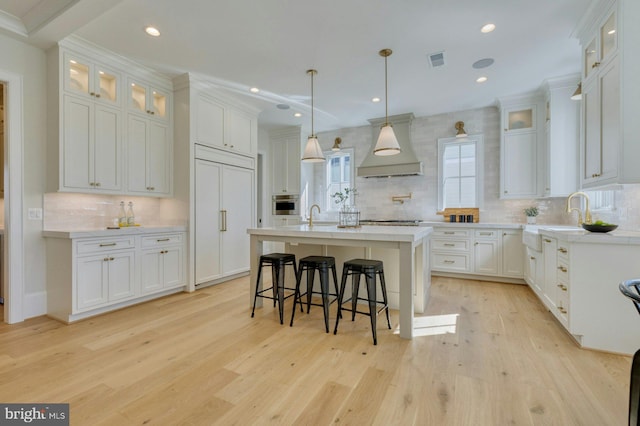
[126,202,135,227]
[118,201,127,227]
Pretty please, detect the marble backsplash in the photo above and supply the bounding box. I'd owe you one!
[43,193,187,230]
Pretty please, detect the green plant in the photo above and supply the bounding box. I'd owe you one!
[524,206,539,217]
[332,188,358,210]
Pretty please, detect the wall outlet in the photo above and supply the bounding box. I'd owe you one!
[28,208,43,220]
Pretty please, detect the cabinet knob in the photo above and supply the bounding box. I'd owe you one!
[103,257,109,262]
[90,92,96,97]
[89,182,95,186]
[95,93,101,98]
[592,61,601,68]
[558,266,567,272]
[504,190,508,194]
[474,242,479,246]
[95,182,101,187]
[151,111,155,115]
[544,238,552,243]
[530,256,536,260]
[109,257,114,261]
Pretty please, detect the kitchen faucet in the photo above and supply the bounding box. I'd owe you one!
[566,191,592,225]
[309,204,320,227]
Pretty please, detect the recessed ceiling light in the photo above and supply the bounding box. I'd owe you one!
[294,112,302,117]
[145,26,160,37]
[250,87,260,93]
[481,23,496,33]
[372,97,381,103]
[476,76,488,83]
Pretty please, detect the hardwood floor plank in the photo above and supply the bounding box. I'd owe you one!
[0,276,630,425]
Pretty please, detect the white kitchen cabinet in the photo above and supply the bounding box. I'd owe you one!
[473,230,498,275]
[46,229,187,322]
[525,246,544,296]
[140,233,185,294]
[63,94,122,191]
[577,0,640,188]
[541,236,557,310]
[432,226,524,282]
[498,97,544,199]
[270,127,302,195]
[501,230,524,278]
[127,114,171,195]
[128,77,169,122]
[195,93,257,156]
[542,76,580,197]
[77,250,135,310]
[194,147,255,286]
[64,51,121,107]
[272,217,301,227]
[49,38,174,196]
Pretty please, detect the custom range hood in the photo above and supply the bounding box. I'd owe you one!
[357,113,423,178]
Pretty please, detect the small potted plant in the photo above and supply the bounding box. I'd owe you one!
[332,188,359,227]
[524,206,539,224]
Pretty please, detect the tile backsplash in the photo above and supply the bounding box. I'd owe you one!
[43,193,187,230]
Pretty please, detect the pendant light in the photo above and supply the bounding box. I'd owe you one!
[374,49,401,156]
[301,69,325,162]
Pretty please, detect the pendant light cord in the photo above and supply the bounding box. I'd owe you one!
[311,70,314,137]
[384,53,388,126]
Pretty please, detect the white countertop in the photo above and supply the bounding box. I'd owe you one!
[538,227,640,245]
[248,224,432,243]
[43,225,187,239]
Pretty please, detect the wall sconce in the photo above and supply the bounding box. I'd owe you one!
[455,121,467,138]
[570,83,582,100]
[331,137,342,151]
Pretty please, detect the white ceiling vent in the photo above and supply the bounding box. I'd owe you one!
[428,51,446,68]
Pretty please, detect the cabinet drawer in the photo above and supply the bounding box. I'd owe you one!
[433,229,470,238]
[474,230,498,239]
[77,236,135,254]
[432,253,470,272]
[557,243,569,262]
[432,239,469,252]
[141,233,183,248]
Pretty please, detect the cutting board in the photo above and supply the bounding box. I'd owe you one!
[436,208,480,223]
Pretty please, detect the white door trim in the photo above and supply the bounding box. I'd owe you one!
[2,70,25,323]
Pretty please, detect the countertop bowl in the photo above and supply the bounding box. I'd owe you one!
[582,223,618,233]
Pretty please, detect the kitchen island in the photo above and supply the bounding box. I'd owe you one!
[247,225,432,339]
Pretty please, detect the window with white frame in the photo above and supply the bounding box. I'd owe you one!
[325,148,355,211]
[438,135,484,210]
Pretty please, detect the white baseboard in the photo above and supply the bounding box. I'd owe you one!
[23,290,47,319]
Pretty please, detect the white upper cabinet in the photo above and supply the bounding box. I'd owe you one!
[195,93,257,156]
[577,0,640,188]
[128,78,170,122]
[64,52,121,107]
[498,94,544,199]
[542,76,580,197]
[49,37,174,196]
[269,127,301,195]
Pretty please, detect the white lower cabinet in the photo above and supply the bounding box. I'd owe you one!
[46,230,187,322]
[431,227,524,281]
[524,246,543,296]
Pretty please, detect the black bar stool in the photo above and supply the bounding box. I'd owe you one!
[333,258,391,345]
[619,279,640,425]
[290,256,340,333]
[251,253,298,324]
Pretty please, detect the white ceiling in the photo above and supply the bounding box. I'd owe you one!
[0,0,593,132]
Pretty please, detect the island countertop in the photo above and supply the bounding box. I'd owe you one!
[247,224,432,244]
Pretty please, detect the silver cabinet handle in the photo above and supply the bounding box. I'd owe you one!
[100,242,117,247]
[221,210,227,231]
[157,238,170,242]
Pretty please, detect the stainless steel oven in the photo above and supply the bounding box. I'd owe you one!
[272,194,299,215]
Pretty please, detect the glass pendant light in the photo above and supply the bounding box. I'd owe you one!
[374,49,401,156]
[301,69,325,162]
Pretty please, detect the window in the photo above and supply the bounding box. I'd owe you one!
[585,190,615,212]
[325,148,355,212]
[437,135,483,210]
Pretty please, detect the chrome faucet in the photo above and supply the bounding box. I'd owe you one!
[566,191,592,225]
[309,204,320,227]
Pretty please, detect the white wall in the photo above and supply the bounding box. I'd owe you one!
[0,33,47,316]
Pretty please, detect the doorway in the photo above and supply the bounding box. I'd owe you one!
[0,83,4,314]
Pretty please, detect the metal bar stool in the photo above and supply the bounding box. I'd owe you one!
[290,256,340,333]
[620,279,640,426]
[333,259,391,345]
[251,253,298,324]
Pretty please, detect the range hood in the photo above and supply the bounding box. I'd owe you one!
[357,113,423,178]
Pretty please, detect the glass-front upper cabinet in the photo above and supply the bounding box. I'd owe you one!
[505,107,535,132]
[128,79,168,121]
[584,10,617,80]
[64,53,120,105]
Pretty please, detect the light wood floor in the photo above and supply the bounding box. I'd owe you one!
[0,276,632,425]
